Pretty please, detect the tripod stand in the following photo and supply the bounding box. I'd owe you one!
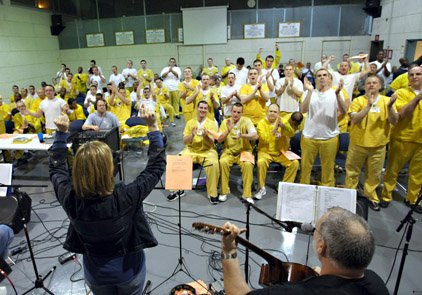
[146,189,198,294]
[2,184,55,294]
[393,188,422,295]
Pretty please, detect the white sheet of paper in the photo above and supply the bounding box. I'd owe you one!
[316,186,356,220]
[277,182,316,224]
[0,164,13,197]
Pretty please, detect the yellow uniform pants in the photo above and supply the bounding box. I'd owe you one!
[180,99,193,123]
[170,91,180,116]
[382,140,422,204]
[300,136,338,187]
[161,103,175,123]
[181,148,220,198]
[345,143,386,203]
[257,152,299,188]
[219,152,254,198]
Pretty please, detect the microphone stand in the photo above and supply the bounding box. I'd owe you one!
[0,183,55,295]
[393,188,422,295]
[235,196,293,283]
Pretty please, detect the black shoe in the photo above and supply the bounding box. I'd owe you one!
[368,201,380,212]
[209,196,219,205]
[379,200,390,208]
[175,115,181,119]
[167,190,185,202]
[404,200,422,214]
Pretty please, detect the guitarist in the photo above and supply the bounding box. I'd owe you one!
[221,207,388,294]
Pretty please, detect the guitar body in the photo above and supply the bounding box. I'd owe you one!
[192,222,318,285]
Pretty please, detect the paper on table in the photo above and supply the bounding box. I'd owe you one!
[282,150,301,160]
[240,151,255,164]
[165,155,193,190]
[277,182,316,224]
[0,164,13,197]
[316,186,356,221]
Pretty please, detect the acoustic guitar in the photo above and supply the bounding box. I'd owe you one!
[192,222,318,285]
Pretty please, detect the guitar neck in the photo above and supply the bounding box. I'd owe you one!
[235,235,283,266]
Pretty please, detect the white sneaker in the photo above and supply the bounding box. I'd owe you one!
[254,187,266,200]
[218,194,227,202]
[244,197,254,204]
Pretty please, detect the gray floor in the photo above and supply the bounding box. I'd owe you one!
[1,120,422,295]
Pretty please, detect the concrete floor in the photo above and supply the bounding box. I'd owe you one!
[1,119,421,294]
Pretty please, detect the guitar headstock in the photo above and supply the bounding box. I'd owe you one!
[192,222,228,236]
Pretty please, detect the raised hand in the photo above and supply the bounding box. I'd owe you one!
[139,104,156,127]
[368,94,376,106]
[335,79,344,95]
[53,114,69,132]
[303,77,314,91]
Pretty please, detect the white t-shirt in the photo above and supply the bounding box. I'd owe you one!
[89,75,105,92]
[371,60,392,86]
[122,68,137,87]
[160,66,182,91]
[40,97,66,130]
[230,67,249,87]
[220,84,241,116]
[302,88,342,140]
[331,71,360,101]
[261,68,280,98]
[275,77,304,113]
[109,73,125,86]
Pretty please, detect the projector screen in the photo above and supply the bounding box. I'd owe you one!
[181,6,228,45]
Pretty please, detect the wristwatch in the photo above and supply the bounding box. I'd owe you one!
[221,251,237,260]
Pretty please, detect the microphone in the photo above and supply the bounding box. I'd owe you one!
[283,221,315,233]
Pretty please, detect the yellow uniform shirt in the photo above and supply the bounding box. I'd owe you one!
[68,104,86,122]
[257,117,295,156]
[137,68,154,88]
[349,95,391,147]
[12,113,42,133]
[183,118,217,153]
[193,88,219,121]
[155,86,170,105]
[391,87,422,143]
[107,97,131,126]
[0,103,10,134]
[390,73,409,91]
[179,79,201,113]
[73,73,88,94]
[202,66,219,76]
[219,117,256,155]
[240,83,269,125]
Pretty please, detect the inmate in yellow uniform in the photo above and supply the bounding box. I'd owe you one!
[179,79,200,122]
[257,117,299,187]
[382,87,422,205]
[219,117,256,198]
[182,118,220,198]
[240,83,269,125]
[192,88,219,121]
[155,85,174,123]
[345,95,391,203]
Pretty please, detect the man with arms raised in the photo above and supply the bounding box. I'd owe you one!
[217,102,258,204]
[381,65,422,212]
[300,69,347,187]
[221,207,388,294]
[345,76,395,211]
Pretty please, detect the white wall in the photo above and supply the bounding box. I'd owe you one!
[372,0,422,63]
[59,36,371,78]
[0,4,60,102]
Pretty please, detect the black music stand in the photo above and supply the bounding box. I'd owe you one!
[1,184,55,295]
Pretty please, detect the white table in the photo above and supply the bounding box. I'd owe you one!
[0,134,54,151]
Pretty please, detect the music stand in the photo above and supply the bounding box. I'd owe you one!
[1,184,55,295]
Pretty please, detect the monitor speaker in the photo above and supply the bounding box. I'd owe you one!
[0,193,32,234]
[363,0,382,18]
[50,14,66,36]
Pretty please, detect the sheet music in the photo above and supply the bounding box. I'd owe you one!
[316,186,356,220]
[277,182,316,224]
[0,164,13,197]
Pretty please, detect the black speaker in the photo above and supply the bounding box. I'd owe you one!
[50,14,65,36]
[363,0,382,18]
[0,194,32,234]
